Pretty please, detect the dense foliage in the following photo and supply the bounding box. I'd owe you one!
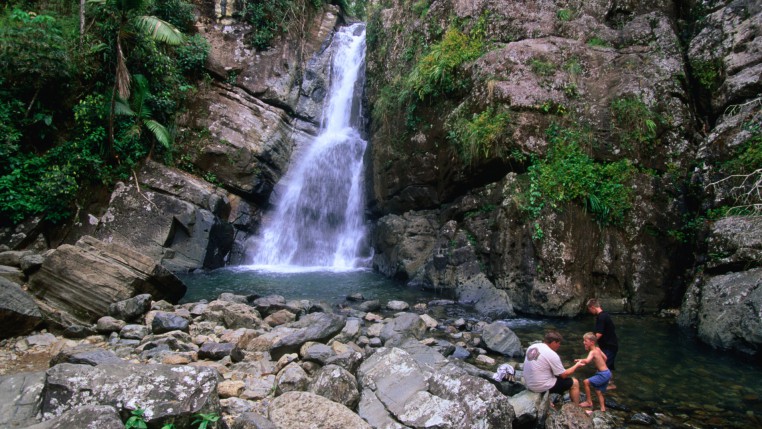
[0,0,209,226]
[240,0,366,50]
[524,124,635,228]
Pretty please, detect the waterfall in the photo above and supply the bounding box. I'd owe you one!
[246,23,370,271]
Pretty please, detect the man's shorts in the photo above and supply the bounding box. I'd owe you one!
[549,376,573,394]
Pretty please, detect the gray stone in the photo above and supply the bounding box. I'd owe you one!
[358,299,381,312]
[240,312,346,359]
[275,362,310,395]
[199,341,238,360]
[219,292,250,303]
[358,346,514,428]
[692,268,762,355]
[386,300,410,311]
[508,389,545,427]
[152,311,190,334]
[380,312,427,346]
[109,293,153,322]
[96,316,127,333]
[268,391,372,429]
[55,349,124,367]
[232,412,277,429]
[481,321,524,357]
[120,324,151,340]
[19,253,45,275]
[308,364,360,409]
[546,402,594,428]
[300,342,336,364]
[324,351,364,374]
[0,276,42,339]
[0,371,45,428]
[23,404,124,429]
[0,249,33,266]
[41,363,219,427]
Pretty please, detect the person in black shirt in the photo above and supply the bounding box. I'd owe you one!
[586,298,618,390]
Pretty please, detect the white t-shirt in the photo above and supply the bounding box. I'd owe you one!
[522,342,565,392]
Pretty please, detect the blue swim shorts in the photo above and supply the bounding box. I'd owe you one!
[587,369,612,392]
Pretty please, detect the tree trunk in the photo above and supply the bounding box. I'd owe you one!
[80,0,85,46]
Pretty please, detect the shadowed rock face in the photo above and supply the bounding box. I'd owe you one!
[364,0,762,321]
[0,277,42,339]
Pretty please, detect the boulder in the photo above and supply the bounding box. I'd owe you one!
[275,362,310,395]
[239,312,346,359]
[268,391,372,429]
[26,236,186,326]
[232,412,278,429]
[357,347,514,428]
[41,363,220,427]
[0,371,46,428]
[683,268,762,355]
[152,311,190,334]
[481,321,524,357]
[545,402,594,428]
[108,294,153,322]
[0,277,43,339]
[23,404,124,429]
[679,217,762,356]
[50,349,124,367]
[93,161,234,272]
[199,341,240,361]
[308,364,360,409]
[379,312,427,346]
[203,300,264,329]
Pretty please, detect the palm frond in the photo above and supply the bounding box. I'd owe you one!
[135,16,185,45]
[131,74,149,116]
[145,120,172,149]
[114,98,136,116]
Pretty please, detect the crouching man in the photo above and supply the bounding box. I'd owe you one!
[522,331,583,405]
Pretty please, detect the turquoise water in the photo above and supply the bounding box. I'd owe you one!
[178,268,762,428]
[178,266,448,305]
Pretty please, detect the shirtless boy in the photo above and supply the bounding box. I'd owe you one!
[575,332,612,412]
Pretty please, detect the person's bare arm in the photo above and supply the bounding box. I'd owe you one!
[560,360,584,378]
[575,350,595,365]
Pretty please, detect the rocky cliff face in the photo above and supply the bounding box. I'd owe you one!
[50,0,345,269]
[364,0,761,333]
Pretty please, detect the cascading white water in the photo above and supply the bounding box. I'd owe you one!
[246,23,369,271]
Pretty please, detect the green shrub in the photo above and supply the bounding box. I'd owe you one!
[530,59,555,77]
[524,124,635,226]
[691,57,723,91]
[556,9,573,21]
[407,26,484,100]
[586,36,609,47]
[448,106,511,163]
[241,0,324,50]
[174,34,210,76]
[610,95,660,153]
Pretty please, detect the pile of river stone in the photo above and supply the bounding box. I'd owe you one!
[0,292,643,429]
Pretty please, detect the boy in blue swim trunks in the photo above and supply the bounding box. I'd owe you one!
[575,332,611,412]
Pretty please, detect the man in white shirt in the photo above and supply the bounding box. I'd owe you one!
[523,331,582,404]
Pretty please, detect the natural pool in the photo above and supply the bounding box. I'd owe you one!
[179,267,762,428]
